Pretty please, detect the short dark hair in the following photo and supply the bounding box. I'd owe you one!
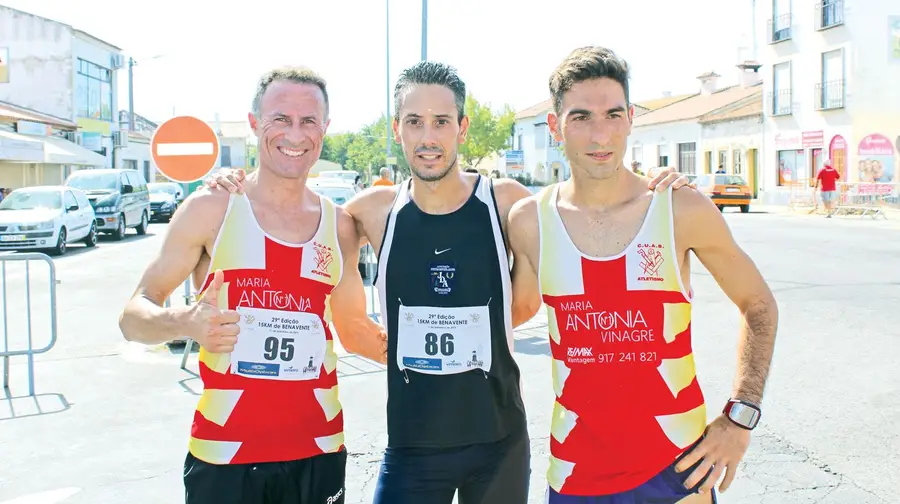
[252,66,329,119]
[549,46,631,115]
[394,61,466,124]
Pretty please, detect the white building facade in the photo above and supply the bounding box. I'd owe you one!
[757,0,900,203]
[511,100,570,184]
[0,5,125,173]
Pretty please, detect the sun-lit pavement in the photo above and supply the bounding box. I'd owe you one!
[0,209,897,503]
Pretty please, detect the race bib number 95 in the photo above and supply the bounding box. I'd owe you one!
[396,305,492,376]
[230,307,326,381]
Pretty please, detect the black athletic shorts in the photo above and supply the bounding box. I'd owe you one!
[372,425,530,504]
[183,449,347,504]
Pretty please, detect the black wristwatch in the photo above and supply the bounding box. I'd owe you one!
[722,399,762,430]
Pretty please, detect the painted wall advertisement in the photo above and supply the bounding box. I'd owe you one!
[857,133,895,183]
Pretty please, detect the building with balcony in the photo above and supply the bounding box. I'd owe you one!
[0,5,125,174]
[757,0,900,203]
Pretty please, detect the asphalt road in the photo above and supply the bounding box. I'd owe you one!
[0,210,897,504]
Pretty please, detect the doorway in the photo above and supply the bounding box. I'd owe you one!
[748,149,759,198]
[810,148,823,187]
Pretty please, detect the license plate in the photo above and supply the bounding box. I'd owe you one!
[726,187,740,193]
[0,235,26,242]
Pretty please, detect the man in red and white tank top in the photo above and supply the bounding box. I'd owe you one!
[508,46,779,504]
[119,67,386,504]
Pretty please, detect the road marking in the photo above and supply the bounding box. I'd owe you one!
[155,142,215,156]
[0,487,81,504]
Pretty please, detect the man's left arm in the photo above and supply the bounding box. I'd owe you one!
[328,207,387,364]
[493,179,544,327]
[673,190,779,494]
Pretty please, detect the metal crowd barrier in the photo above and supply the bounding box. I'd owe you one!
[834,182,896,219]
[176,244,379,371]
[0,252,58,396]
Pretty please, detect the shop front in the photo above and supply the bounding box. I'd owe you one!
[0,126,107,189]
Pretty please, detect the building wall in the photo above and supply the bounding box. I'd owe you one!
[72,33,122,168]
[220,137,248,170]
[117,138,155,182]
[514,112,569,182]
[628,121,702,173]
[701,116,764,195]
[0,6,73,120]
[757,0,900,196]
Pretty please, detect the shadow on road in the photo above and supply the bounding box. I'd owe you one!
[0,390,71,421]
[514,336,551,357]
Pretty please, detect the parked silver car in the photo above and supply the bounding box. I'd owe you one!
[307,178,372,278]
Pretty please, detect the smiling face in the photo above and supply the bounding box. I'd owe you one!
[549,77,633,181]
[249,80,329,180]
[393,84,469,183]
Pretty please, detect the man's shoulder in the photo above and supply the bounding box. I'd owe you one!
[671,184,717,219]
[346,185,398,215]
[179,186,232,218]
[508,191,542,228]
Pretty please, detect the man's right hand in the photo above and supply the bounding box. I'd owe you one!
[188,269,241,353]
[205,168,247,194]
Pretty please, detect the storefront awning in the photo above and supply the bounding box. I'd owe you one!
[41,134,108,166]
[0,130,45,162]
[0,130,107,166]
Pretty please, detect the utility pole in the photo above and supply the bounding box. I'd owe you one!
[385,0,392,172]
[421,0,428,61]
[128,57,135,131]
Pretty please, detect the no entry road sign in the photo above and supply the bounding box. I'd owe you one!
[150,116,220,183]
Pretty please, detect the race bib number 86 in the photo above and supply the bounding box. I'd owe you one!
[396,305,492,376]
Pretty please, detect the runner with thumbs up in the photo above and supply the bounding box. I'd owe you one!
[118,67,384,504]
[186,269,241,354]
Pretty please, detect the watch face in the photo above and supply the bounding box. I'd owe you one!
[730,403,760,428]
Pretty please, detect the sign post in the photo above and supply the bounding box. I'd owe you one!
[150,116,221,364]
[150,116,220,184]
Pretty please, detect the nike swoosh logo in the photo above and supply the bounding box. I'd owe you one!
[435,248,451,255]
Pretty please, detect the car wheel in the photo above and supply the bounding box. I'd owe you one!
[113,214,127,240]
[136,212,149,235]
[52,228,67,256]
[83,223,98,247]
[740,204,750,213]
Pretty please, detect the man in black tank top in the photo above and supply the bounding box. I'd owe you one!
[362,62,532,504]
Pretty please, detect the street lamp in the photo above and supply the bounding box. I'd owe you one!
[385,0,391,163]
[127,54,166,131]
[421,0,428,61]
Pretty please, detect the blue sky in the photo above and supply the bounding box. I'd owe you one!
[5,0,754,133]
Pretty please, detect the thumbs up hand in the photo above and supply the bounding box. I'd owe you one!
[189,270,241,353]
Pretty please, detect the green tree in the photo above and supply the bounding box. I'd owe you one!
[321,132,354,167]
[458,94,515,169]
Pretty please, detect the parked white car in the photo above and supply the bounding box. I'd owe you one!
[0,186,98,255]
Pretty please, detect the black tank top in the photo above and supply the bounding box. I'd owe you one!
[375,175,526,448]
